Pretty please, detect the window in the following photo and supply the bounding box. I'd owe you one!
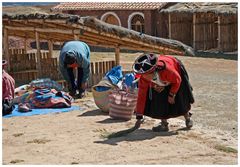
[101,12,121,26]
[131,14,144,33]
[105,15,119,26]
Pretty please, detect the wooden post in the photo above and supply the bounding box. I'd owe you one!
[48,40,53,58]
[218,15,221,51]
[115,46,120,66]
[168,13,171,39]
[74,34,79,40]
[3,28,10,71]
[203,21,206,50]
[24,37,27,53]
[193,13,196,49]
[35,31,42,77]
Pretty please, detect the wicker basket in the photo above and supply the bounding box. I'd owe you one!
[109,90,137,120]
[92,85,112,112]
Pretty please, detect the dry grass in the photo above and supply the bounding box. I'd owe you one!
[214,145,238,154]
[13,133,24,137]
[10,159,25,164]
[26,139,51,144]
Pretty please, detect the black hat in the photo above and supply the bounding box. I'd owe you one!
[132,53,157,74]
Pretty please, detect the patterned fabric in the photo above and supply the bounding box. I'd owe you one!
[32,89,72,108]
[109,90,137,120]
[13,88,73,109]
[30,78,63,91]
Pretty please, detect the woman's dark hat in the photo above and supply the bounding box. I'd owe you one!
[132,53,157,74]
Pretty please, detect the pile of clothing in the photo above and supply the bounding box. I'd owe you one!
[14,78,73,113]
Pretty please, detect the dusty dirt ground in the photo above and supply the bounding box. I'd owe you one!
[2,54,238,165]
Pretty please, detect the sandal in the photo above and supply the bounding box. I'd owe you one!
[185,118,193,129]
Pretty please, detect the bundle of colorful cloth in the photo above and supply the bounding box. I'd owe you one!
[14,78,73,112]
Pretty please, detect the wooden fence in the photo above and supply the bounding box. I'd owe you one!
[168,12,237,52]
[194,13,219,51]
[8,49,117,88]
[170,13,193,47]
[219,14,237,52]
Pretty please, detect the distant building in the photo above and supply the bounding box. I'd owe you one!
[52,2,166,37]
[52,2,237,52]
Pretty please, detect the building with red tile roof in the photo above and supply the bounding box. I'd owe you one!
[51,2,237,52]
[52,2,166,11]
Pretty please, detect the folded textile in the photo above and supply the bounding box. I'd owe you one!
[30,78,63,91]
[105,66,123,85]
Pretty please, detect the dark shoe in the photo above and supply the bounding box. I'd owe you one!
[185,118,193,129]
[152,122,169,132]
[69,90,76,96]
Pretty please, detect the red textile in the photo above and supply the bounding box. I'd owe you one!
[135,55,182,116]
[2,70,15,100]
[68,63,78,68]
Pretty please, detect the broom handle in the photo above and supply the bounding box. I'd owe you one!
[134,118,144,129]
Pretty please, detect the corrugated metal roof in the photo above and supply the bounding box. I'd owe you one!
[52,2,165,11]
[160,2,237,14]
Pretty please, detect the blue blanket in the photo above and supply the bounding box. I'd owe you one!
[3,105,80,118]
[105,65,123,85]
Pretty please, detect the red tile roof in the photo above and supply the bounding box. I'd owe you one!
[52,2,165,11]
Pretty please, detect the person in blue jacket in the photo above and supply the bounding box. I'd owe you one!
[59,41,90,97]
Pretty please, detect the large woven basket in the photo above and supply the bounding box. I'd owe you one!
[92,85,112,112]
[109,90,137,120]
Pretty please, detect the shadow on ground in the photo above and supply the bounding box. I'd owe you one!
[94,128,182,146]
[96,118,129,124]
[194,51,237,60]
[77,109,108,117]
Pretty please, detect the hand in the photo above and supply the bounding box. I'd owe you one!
[168,96,175,104]
[153,85,164,93]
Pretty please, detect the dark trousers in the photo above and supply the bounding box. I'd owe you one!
[67,67,84,93]
[2,99,15,116]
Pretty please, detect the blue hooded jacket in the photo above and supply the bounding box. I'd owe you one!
[59,41,90,83]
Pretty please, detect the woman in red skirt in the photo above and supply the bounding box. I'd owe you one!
[133,53,194,132]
